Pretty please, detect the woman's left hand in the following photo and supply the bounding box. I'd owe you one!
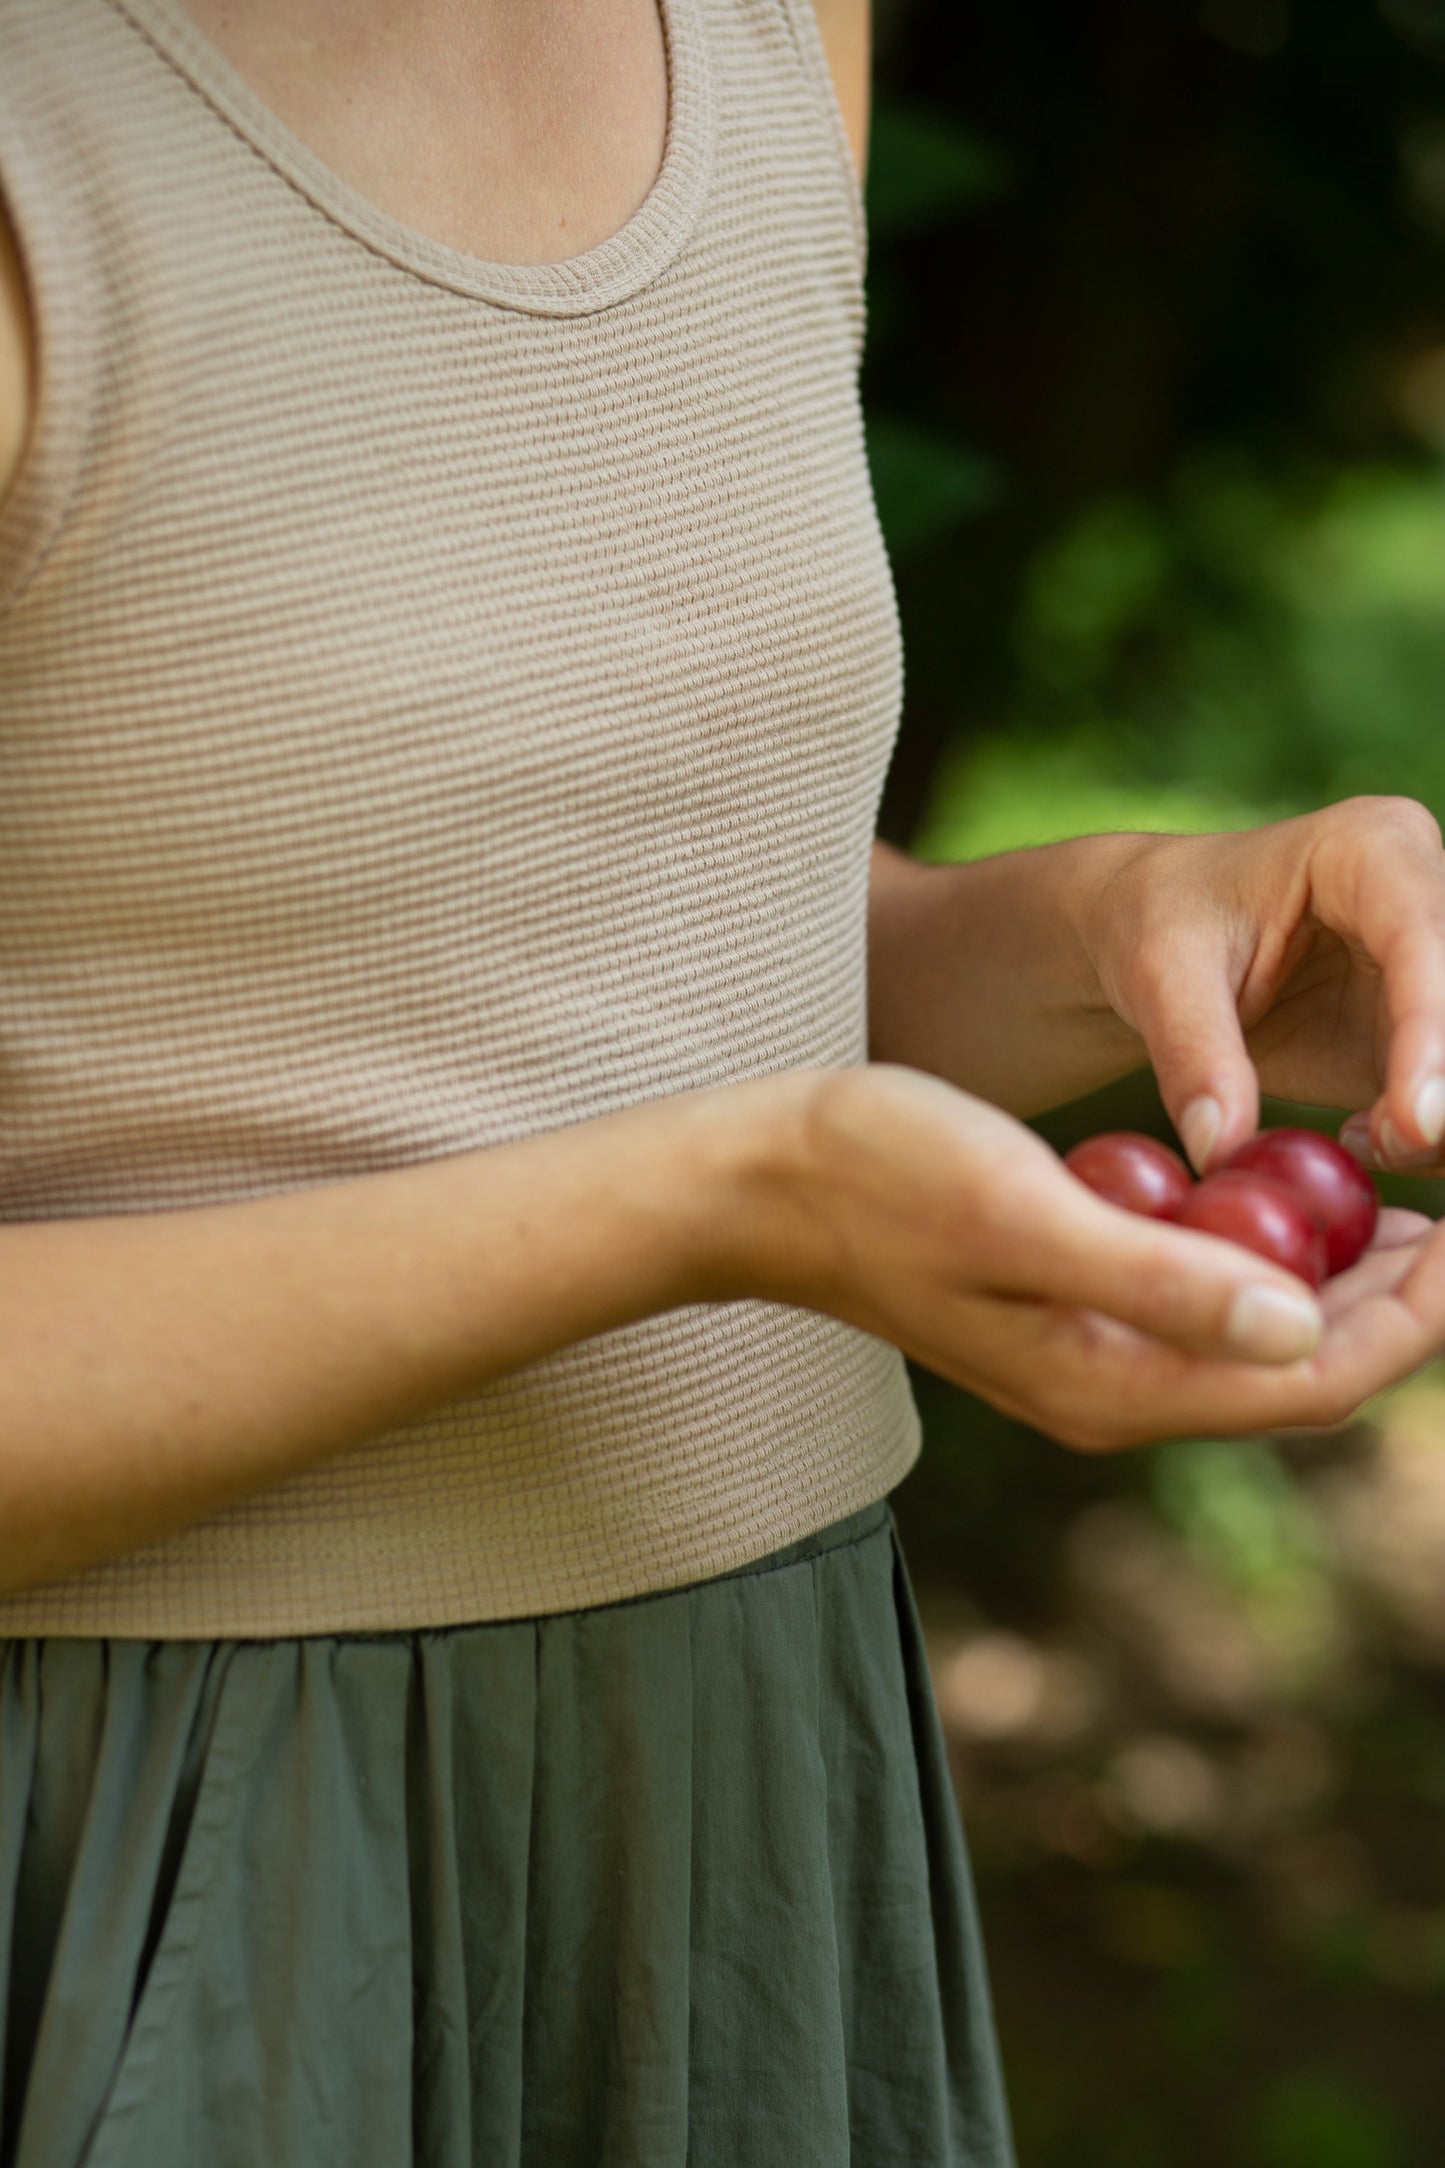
[1083,795,1445,1174]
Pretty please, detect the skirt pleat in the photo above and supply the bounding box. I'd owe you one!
[0,1502,1015,2168]
[687,1545,852,2165]
[411,1631,537,2166]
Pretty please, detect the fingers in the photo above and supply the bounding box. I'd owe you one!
[1361,918,1445,1165]
[1309,1211,1436,1325]
[1114,928,1259,1171]
[1386,1209,1445,1325]
[1353,1205,1433,1255]
[919,1294,1310,1453]
[1313,803,1445,1168]
[1265,1226,1445,1415]
[987,1164,1322,1365]
[1317,1221,1428,1319]
[1114,1218,1445,1447]
[1372,921,1445,1166]
[946,1221,1441,1454]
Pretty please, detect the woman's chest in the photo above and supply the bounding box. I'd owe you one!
[175,0,670,264]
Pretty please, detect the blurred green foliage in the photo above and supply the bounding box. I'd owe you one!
[1150,1436,1327,1594]
[1250,2073,1407,2168]
[864,416,1002,557]
[864,0,1445,846]
[865,104,1009,239]
[869,4,1445,2162]
[914,465,1445,861]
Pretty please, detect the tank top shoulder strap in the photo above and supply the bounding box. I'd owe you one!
[768,0,868,278]
[0,2,107,622]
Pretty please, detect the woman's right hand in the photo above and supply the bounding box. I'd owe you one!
[723,1063,1445,1452]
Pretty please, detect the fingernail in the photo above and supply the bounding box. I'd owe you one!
[1179,1095,1223,1172]
[1338,1119,1373,1166]
[1226,1284,1323,1363]
[1416,1077,1445,1149]
[1379,1116,1438,1170]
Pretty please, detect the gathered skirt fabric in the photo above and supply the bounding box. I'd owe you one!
[0,1500,1015,2167]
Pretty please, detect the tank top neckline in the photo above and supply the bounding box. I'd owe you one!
[103,0,714,318]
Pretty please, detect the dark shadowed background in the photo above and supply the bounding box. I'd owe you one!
[863,3,1445,2161]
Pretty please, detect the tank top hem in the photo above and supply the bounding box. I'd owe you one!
[0,1392,924,1641]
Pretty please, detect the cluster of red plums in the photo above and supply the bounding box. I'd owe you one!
[1062,1126,1380,1289]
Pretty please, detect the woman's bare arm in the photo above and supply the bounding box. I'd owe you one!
[867,837,1148,1115]
[11,1031,1445,1606]
[0,1080,797,1599]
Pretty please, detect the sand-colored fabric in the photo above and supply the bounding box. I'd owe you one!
[0,0,921,1635]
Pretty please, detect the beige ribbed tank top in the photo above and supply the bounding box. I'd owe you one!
[0,0,922,1637]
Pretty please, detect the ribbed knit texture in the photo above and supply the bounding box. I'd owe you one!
[0,0,922,1637]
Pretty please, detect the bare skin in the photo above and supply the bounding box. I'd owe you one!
[1,1,1445,1598]
[177,0,668,263]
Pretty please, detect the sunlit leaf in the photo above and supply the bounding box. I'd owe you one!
[909,731,1280,864]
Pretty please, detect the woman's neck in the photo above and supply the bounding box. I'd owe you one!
[176,0,669,262]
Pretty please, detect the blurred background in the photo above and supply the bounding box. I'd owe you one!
[863,2,1445,2161]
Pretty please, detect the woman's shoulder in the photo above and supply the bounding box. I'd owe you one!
[0,189,31,515]
[808,0,871,180]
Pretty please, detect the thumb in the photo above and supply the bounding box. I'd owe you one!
[1127,935,1260,1172]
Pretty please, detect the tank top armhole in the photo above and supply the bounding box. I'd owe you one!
[775,0,868,283]
[0,115,100,627]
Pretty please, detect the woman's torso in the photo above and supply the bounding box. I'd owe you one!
[0,0,921,1637]
[0,0,674,491]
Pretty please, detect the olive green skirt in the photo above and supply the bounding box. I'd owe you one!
[0,1500,1014,2167]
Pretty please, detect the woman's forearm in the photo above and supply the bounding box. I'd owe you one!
[866,835,1152,1115]
[0,1079,796,1599]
